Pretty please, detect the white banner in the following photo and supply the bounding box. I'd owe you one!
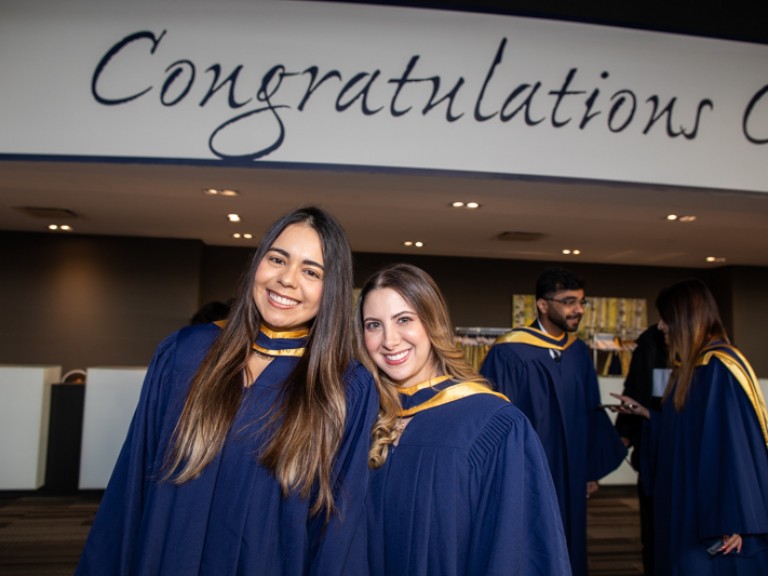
[1,0,767,192]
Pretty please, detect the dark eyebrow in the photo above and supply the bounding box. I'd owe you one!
[362,309,415,325]
[267,247,325,270]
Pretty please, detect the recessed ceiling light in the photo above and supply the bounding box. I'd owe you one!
[48,224,73,231]
[204,188,240,196]
[233,233,242,239]
[403,241,424,247]
[227,214,241,223]
[414,241,424,247]
[706,256,727,263]
[403,241,413,246]
[666,214,697,223]
[451,201,481,209]
[562,249,581,255]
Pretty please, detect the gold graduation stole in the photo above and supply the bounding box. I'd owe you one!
[697,342,768,447]
[398,375,509,418]
[494,326,578,352]
[214,321,308,358]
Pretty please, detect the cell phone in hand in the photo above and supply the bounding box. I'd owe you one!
[706,539,725,555]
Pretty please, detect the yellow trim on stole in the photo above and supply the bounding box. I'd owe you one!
[259,326,310,339]
[251,343,306,357]
[398,375,452,396]
[494,327,578,351]
[698,345,768,447]
[399,380,509,418]
[213,320,308,357]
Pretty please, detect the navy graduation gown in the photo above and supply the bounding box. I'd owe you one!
[480,330,626,576]
[75,323,378,575]
[652,345,768,575]
[368,379,572,575]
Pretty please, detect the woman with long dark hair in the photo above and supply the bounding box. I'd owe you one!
[613,279,768,575]
[77,206,378,575]
[355,263,571,575]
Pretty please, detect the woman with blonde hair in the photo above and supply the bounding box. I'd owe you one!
[614,279,768,575]
[77,206,378,575]
[355,263,570,575]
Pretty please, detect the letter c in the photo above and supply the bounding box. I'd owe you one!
[743,84,768,144]
[92,30,167,105]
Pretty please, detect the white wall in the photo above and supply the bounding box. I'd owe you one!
[79,367,146,489]
[2,0,767,193]
[0,365,60,489]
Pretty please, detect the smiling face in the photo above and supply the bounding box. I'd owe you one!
[362,287,437,388]
[252,223,324,332]
[537,288,586,336]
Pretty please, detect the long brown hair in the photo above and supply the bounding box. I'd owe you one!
[656,279,729,410]
[164,206,354,518]
[353,263,487,467]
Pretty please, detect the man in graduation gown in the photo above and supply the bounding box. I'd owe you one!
[481,267,627,576]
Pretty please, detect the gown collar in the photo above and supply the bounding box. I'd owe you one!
[252,325,308,358]
[397,375,507,416]
[214,320,308,358]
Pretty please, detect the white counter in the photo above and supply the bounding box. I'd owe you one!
[78,367,146,489]
[0,365,61,489]
[67,371,768,491]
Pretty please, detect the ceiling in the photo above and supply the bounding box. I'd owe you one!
[1,159,767,268]
[3,2,767,269]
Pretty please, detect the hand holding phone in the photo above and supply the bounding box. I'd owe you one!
[706,539,725,555]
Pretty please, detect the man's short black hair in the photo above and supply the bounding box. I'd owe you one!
[535,267,585,300]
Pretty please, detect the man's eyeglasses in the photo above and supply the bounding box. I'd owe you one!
[545,296,590,308]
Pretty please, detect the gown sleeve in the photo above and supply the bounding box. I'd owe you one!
[309,361,379,575]
[695,359,768,555]
[75,331,183,576]
[468,404,572,575]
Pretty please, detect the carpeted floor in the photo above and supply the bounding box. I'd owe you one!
[587,485,644,575]
[0,485,642,575]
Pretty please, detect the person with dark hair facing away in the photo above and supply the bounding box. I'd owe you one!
[355,263,571,575]
[480,267,626,576]
[76,206,379,575]
[614,323,668,576]
[189,300,232,325]
[613,279,768,576]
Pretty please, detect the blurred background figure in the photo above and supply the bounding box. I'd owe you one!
[189,299,232,325]
[614,323,668,576]
[481,267,626,576]
[613,279,768,576]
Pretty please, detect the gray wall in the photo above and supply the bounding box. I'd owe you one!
[2,232,202,372]
[2,231,765,376]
